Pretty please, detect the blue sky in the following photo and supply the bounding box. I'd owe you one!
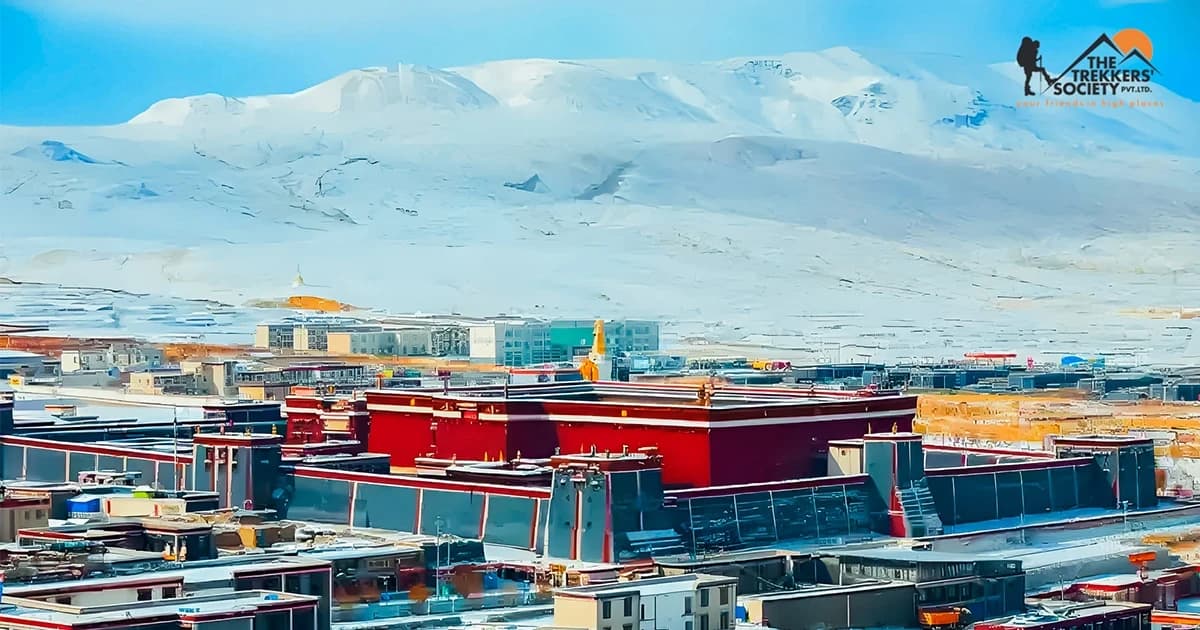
[1,0,1196,126]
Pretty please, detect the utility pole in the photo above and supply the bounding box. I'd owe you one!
[172,406,180,491]
[435,516,444,600]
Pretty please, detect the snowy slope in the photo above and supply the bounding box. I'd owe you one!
[1,48,1198,362]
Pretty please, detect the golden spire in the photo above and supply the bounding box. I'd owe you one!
[591,319,606,356]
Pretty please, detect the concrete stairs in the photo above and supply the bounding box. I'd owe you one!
[897,477,945,537]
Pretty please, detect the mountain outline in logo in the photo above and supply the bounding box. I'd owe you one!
[1019,28,1158,98]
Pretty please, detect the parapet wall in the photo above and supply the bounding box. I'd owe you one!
[925,458,1107,526]
[287,467,549,553]
[1,435,191,488]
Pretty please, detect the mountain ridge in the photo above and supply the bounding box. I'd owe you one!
[1,47,1198,362]
[115,47,1198,159]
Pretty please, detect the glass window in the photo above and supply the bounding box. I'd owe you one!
[137,588,152,601]
[603,600,612,619]
[685,622,693,630]
[700,614,709,630]
[259,610,291,630]
[624,597,633,616]
[292,607,317,630]
[685,596,693,614]
[721,612,730,629]
[700,588,710,607]
[719,587,729,606]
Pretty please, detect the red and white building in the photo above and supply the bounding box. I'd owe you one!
[364,381,917,488]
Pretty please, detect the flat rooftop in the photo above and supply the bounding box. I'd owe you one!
[556,573,734,598]
[368,381,904,410]
[2,554,331,596]
[742,579,914,601]
[982,601,1151,627]
[826,547,999,564]
[0,589,318,628]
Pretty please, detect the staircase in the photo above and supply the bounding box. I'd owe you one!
[897,478,945,537]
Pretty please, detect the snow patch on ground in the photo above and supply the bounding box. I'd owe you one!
[1,47,1198,362]
[13,140,105,164]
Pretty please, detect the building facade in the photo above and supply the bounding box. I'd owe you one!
[60,349,107,374]
[553,574,737,630]
[255,318,379,352]
[128,370,195,395]
[364,382,918,488]
[180,359,239,397]
[61,343,164,373]
[468,321,553,367]
[255,323,296,350]
[294,324,383,352]
[430,325,470,357]
[326,329,432,357]
[548,319,662,361]
[283,363,369,387]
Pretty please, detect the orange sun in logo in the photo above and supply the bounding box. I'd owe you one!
[1112,28,1153,61]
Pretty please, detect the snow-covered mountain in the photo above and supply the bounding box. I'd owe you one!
[2,48,1199,361]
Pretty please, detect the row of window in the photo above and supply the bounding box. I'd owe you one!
[601,613,731,630]
[600,586,733,619]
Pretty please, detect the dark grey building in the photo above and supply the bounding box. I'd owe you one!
[821,548,1025,621]
[742,580,917,630]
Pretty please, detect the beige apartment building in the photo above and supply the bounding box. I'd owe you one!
[553,574,737,630]
[0,495,50,543]
[128,360,238,396]
[325,328,432,356]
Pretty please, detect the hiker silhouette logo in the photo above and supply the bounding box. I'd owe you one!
[1019,29,1158,98]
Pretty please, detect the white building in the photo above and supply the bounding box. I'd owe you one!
[394,328,432,356]
[553,574,738,630]
[468,320,552,367]
[61,343,163,373]
[611,319,662,354]
[60,349,107,373]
